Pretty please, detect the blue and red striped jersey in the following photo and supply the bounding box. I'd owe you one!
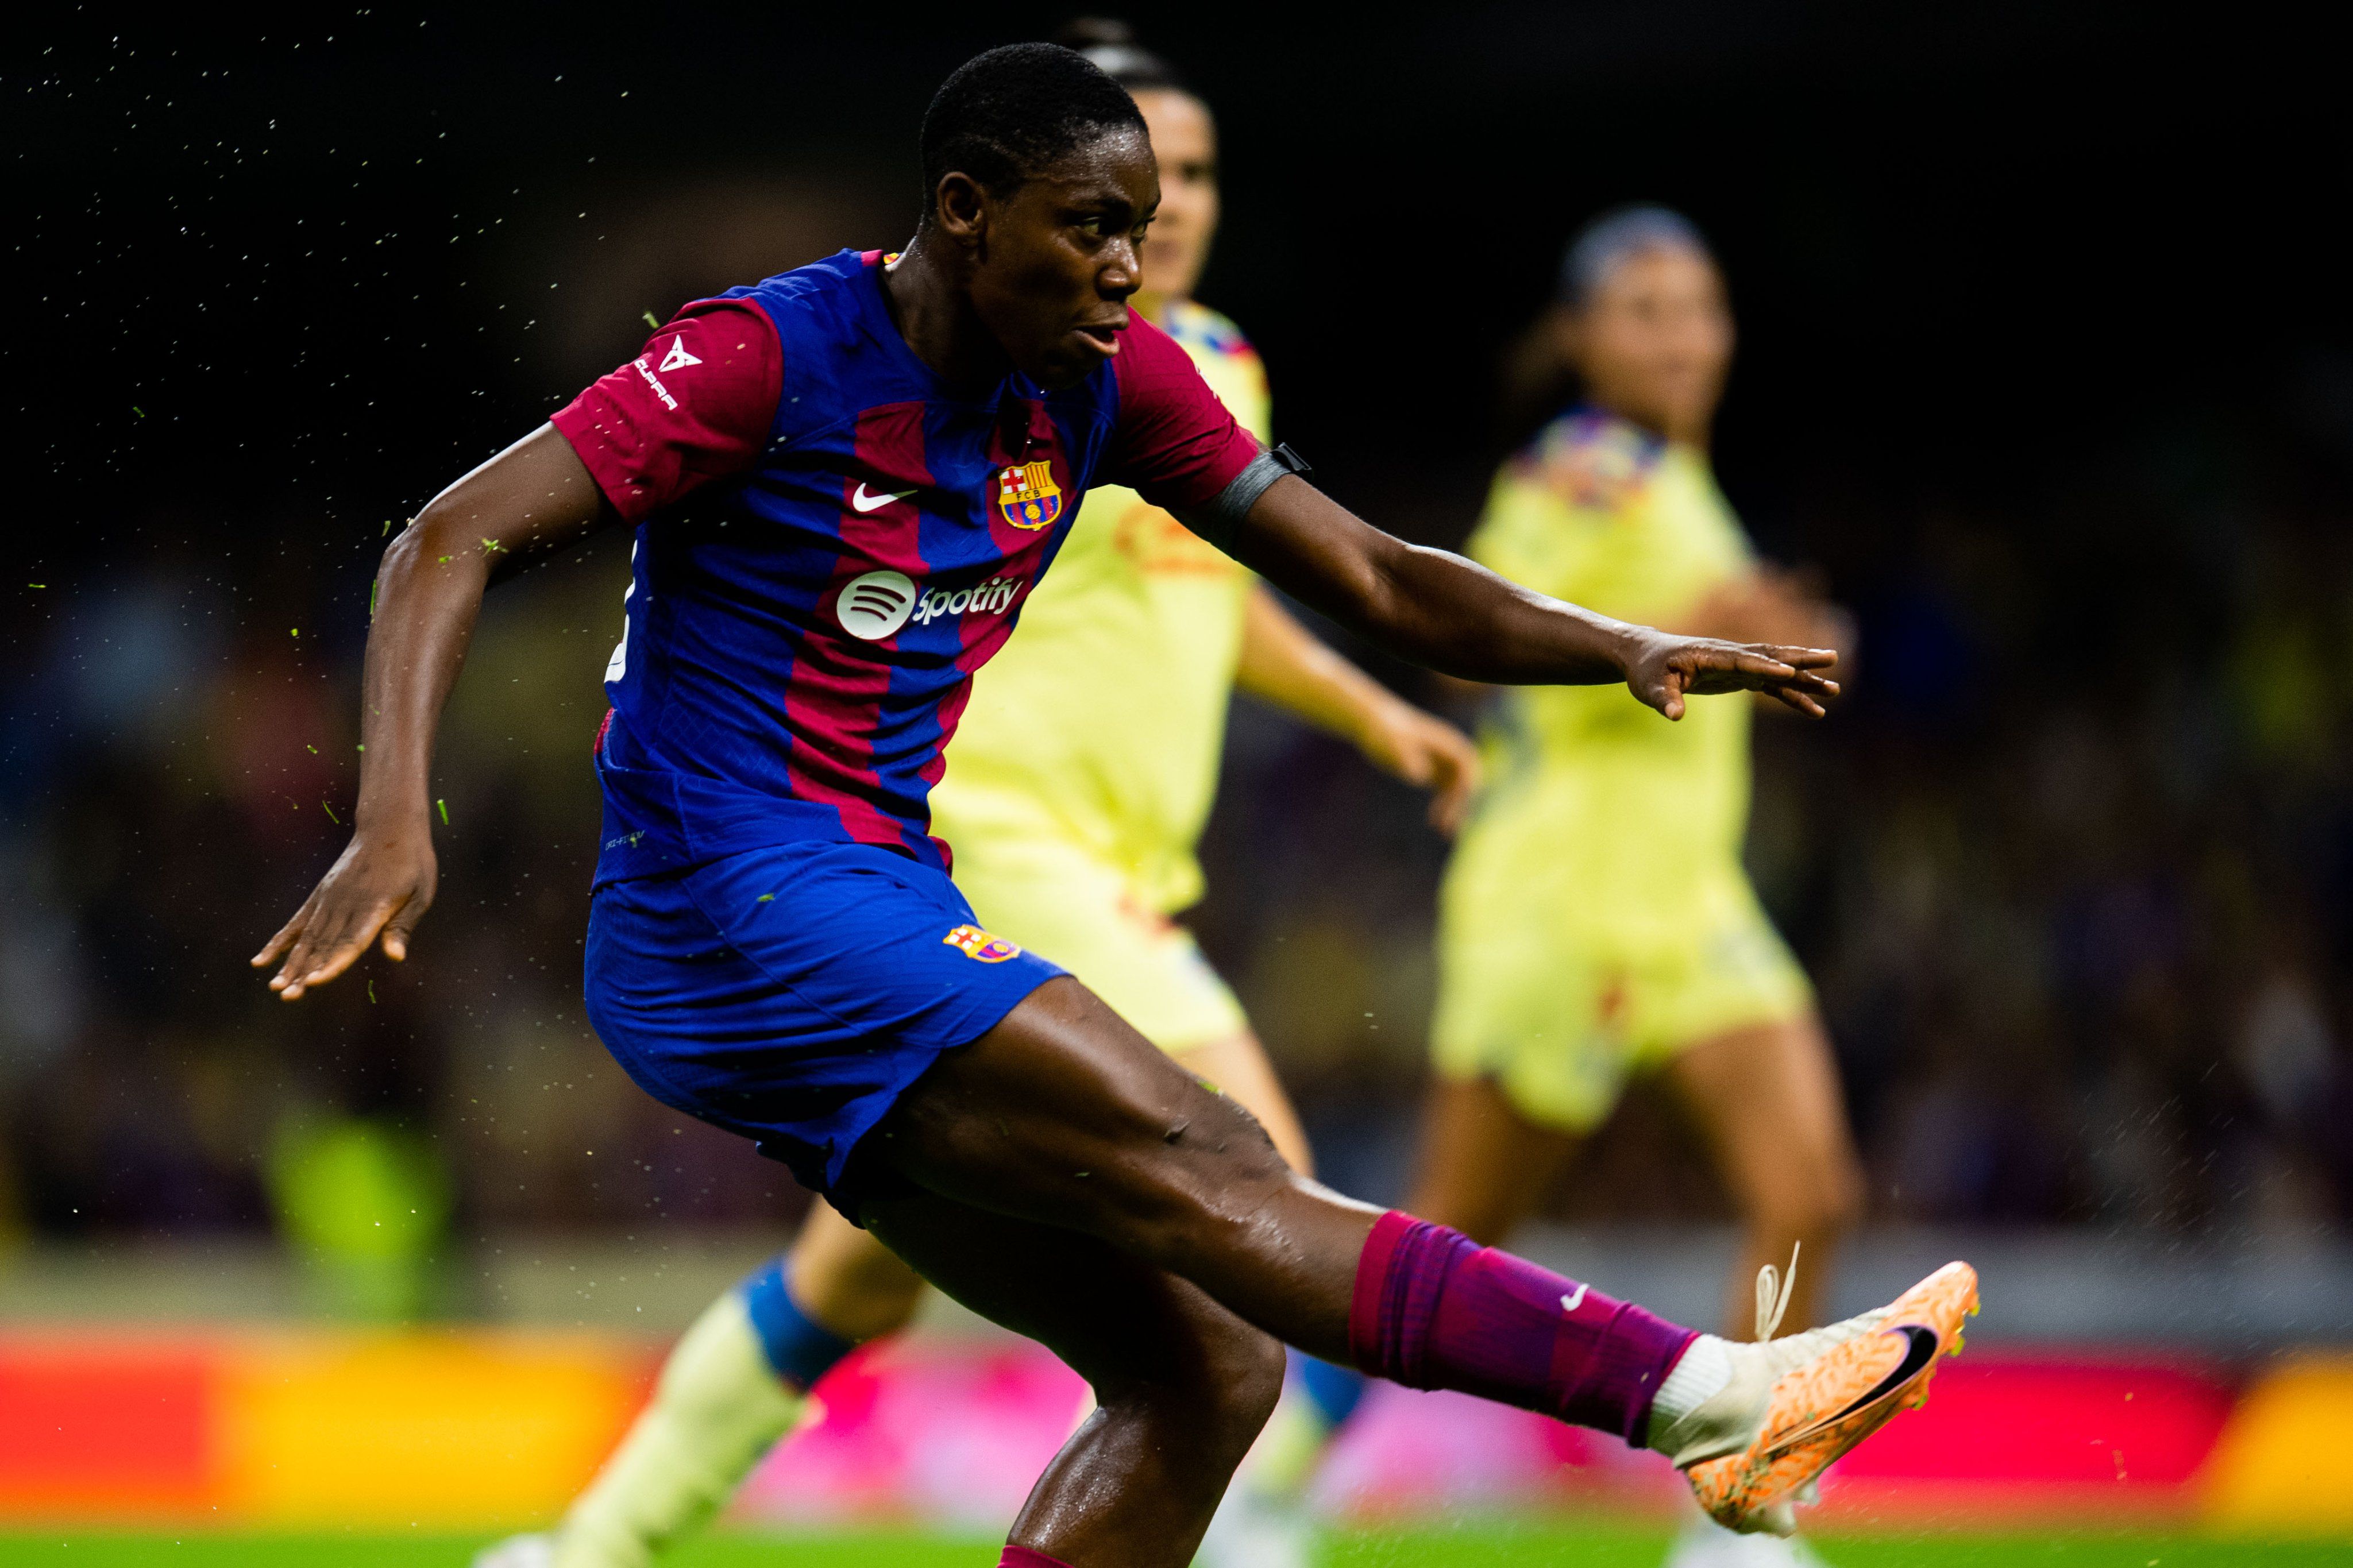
[550,249,1260,887]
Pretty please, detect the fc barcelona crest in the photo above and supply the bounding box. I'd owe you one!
[996,460,1063,530]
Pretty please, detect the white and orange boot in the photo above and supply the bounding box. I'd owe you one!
[1647,1260,1980,1535]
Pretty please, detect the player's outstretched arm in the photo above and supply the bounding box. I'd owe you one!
[253,424,616,999]
[1233,586,1482,832]
[1222,475,1839,720]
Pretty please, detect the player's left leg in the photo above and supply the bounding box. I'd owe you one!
[866,977,1973,1545]
[1170,1030,1313,1175]
[1664,1012,1865,1340]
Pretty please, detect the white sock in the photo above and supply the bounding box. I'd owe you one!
[554,1291,806,1568]
[1647,1334,1735,1438]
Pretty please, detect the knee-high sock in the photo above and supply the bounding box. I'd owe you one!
[556,1259,855,1568]
[1348,1210,1697,1446]
[1000,1550,1073,1568]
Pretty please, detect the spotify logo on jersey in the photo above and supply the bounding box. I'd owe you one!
[835,569,917,640]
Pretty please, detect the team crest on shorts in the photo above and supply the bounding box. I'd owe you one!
[996,461,1063,530]
[943,922,1022,962]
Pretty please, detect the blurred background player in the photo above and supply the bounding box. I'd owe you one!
[476,23,1480,1568]
[1212,209,1867,1568]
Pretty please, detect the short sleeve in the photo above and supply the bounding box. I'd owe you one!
[1102,313,1262,511]
[549,299,782,523]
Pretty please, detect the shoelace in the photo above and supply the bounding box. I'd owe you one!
[1753,1241,1800,1341]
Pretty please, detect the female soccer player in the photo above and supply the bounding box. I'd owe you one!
[477,25,1481,1567]
[1208,210,1873,1568]
[259,44,1971,1568]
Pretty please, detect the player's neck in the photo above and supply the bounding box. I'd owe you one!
[880,237,1014,391]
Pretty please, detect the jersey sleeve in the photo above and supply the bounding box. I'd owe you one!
[549,299,782,524]
[1102,312,1263,511]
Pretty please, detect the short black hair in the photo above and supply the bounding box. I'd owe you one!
[918,43,1145,217]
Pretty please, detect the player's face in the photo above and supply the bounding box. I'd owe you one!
[1132,88,1218,303]
[1563,245,1734,442]
[969,126,1160,389]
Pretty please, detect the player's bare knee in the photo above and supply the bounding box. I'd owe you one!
[1094,1087,1293,1262]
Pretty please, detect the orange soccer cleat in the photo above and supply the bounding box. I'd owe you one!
[1650,1260,1980,1535]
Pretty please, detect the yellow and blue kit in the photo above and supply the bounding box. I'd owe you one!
[928,299,1272,1054]
[1431,408,1812,1132]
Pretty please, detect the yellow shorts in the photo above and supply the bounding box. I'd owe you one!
[1430,870,1812,1135]
[950,836,1248,1056]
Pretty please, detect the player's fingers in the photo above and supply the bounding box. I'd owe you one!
[380,890,431,963]
[269,906,330,991]
[1723,648,1800,680]
[1429,766,1476,835]
[1769,685,1828,719]
[1652,667,1687,721]
[1753,643,1838,670]
[282,917,385,1000]
[253,896,317,968]
[280,898,391,999]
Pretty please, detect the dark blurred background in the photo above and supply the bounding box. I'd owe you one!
[9,3,2353,1273]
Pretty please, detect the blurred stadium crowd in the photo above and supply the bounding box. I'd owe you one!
[7,387,2352,1261]
[11,6,2353,1295]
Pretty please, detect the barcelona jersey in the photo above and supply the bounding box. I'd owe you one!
[550,249,1262,890]
[929,298,1271,917]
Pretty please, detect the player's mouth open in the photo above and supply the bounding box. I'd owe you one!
[1074,320,1123,356]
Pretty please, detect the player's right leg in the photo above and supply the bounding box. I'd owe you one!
[1197,1075,1575,1568]
[865,978,1976,1543]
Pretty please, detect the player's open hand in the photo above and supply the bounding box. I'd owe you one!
[250,829,438,1000]
[1625,631,1840,721]
[1356,698,1484,835]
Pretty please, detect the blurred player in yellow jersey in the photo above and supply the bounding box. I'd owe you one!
[476,22,1478,1568]
[1435,211,1861,1568]
[1219,207,1868,1568]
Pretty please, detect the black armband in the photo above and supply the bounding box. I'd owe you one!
[1171,443,1313,553]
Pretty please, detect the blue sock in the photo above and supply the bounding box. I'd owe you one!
[1299,1355,1368,1430]
[737,1256,857,1392]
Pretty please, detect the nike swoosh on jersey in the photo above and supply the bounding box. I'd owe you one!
[1787,1324,1942,1443]
[852,482,916,513]
[1561,1284,1590,1313]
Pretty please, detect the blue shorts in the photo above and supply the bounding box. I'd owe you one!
[584,839,1063,1211]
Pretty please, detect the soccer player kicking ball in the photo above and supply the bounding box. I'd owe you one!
[257,43,1975,1568]
[475,23,1480,1568]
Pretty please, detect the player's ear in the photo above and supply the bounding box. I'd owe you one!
[933,172,988,249]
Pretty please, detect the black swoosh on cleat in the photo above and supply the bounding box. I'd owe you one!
[1816,1324,1941,1428]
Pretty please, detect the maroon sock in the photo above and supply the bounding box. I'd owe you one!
[1000,1548,1071,1568]
[1348,1210,1699,1446]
